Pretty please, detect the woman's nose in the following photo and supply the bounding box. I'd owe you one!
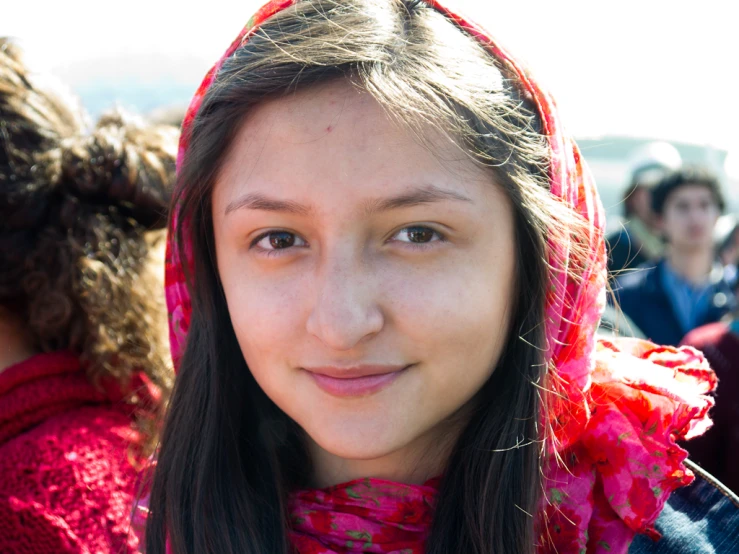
[305,253,384,351]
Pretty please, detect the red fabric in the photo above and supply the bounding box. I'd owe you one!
[0,352,140,554]
[287,478,438,553]
[681,322,739,494]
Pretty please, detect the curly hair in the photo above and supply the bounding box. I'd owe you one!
[0,39,176,429]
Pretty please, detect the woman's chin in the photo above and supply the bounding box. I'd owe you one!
[308,425,406,461]
[300,413,422,466]
[303,422,446,488]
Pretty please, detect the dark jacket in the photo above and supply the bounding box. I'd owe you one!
[607,226,651,274]
[680,322,739,495]
[612,260,736,346]
[629,460,739,553]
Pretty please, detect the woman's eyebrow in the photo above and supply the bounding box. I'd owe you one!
[224,185,472,216]
[362,185,473,215]
[225,193,312,216]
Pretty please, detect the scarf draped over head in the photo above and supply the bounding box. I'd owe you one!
[160,2,716,552]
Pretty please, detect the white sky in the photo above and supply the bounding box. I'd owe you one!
[3,0,738,150]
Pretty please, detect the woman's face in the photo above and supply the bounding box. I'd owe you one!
[212,80,516,484]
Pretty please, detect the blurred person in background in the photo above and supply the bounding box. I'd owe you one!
[680,311,739,495]
[606,141,681,274]
[614,166,736,346]
[0,39,175,553]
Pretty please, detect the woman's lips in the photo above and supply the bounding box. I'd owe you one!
[304,365,409,397]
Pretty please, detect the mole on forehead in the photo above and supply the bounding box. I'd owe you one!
[242,81,381,135]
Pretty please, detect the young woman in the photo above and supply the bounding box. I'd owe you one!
[0,39,175,552]
[143,1,726,553]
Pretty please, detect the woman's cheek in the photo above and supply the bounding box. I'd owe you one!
[223,267,307,359]
[386,255,513,364]
[389,254,506,320]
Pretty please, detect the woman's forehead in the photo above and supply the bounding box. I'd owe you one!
[230,80,435,158]
[213,80,496,212]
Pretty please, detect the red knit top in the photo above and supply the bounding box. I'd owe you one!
[0,352,140,553]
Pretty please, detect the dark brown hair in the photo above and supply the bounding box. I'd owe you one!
[651,165,725,216]
[0,39,176,432]
[146,1,584,552]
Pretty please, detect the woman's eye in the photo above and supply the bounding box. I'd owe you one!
[252,231,307,252]
[392,226,444,245]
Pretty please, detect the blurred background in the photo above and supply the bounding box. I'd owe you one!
[3,0,737,228]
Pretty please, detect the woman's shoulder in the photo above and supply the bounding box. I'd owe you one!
[0,404,140,553]
[0,403,137,493]
[0,495,82,554]
[629,460,739,553]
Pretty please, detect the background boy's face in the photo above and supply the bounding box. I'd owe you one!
[659,185,720,252]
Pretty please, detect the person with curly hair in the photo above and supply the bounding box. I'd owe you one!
[0,39,176,553]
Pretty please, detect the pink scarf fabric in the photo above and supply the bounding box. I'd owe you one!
[158,2,716,552]
[287,478,438,553]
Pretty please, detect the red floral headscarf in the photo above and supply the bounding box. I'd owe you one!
[159,2,716,552]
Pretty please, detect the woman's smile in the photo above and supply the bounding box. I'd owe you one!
[303,364,412,397]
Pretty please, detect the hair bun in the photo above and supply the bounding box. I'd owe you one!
[1,40,178,231]
[61,110,178,229]
[0,38,83,231]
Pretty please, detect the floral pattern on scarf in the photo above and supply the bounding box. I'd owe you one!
[288,478,437,553]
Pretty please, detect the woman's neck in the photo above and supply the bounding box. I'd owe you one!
[666,247,715,285]
[0,309,38,374]
[308,411,464,488]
